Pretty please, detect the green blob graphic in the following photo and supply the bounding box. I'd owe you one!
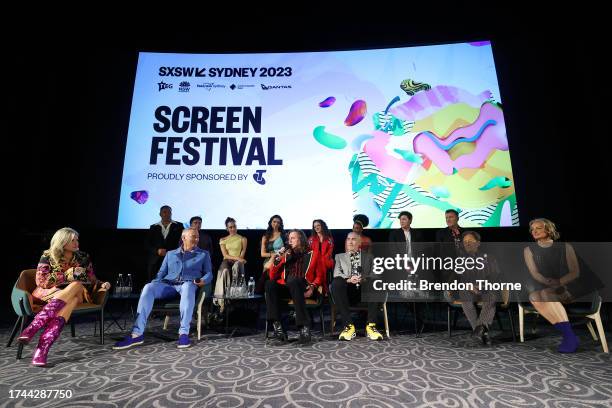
[393,149,423,164]
[479,176,512,191]
[313,126,347,150]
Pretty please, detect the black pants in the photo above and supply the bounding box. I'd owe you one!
[331,277,379,326]
[265,277,311,328]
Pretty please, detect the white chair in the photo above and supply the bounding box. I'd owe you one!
[518,293,608,353]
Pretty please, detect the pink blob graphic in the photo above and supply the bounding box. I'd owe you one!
[130,190,149,204]
[344,100,367,126]
[413,103,508,175]
[318,96,336,108]
[363,130,416,182]
[469,41,491,46]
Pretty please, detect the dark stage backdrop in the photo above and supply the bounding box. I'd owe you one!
[5,20,604,324]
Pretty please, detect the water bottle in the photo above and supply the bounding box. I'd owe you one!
[247,277,255,297]
[238,270,246,297]
[125,274,133,297]
[115,274,124,297]
[230,268,238,298]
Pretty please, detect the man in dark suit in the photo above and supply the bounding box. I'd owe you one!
[435,209,464,286]
[435,209,464,247]
[189,216,214,260]
[388,211,423,255]
[331,232,383,341]
[147,205,184,281]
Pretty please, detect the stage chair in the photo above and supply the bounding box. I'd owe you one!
[9,269,109,360]
[328,288,390,339]
[447,289,516,341]
[264,286,326,340]
[151,283,212,341]
[518,292,608,353]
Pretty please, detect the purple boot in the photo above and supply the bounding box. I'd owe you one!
[554,321,579,353]
[18,298,66,344]
[32,316,66,367]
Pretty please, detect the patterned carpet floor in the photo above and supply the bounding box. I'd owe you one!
[0,319,611,408]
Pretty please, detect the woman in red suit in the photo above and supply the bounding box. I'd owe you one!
[308,219,334,293]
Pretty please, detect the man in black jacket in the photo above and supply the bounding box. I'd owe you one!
[147,205,184,281]
[189,215,214,259]
[435,209,464,248]
[388,211,423,254]
[435,209,464,286]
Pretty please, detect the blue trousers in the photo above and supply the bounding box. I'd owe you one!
[132,281,197,336]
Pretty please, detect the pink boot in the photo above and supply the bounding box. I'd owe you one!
[32,316,66,367]
[18,298,66,344]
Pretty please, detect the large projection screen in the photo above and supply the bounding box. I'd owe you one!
[118,41,518,229]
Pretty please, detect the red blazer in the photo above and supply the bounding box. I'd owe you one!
[269,250,323,288]
[308,235,334,292]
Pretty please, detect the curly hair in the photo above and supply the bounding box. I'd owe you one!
[287,229,310,253]
[311,219,332,240]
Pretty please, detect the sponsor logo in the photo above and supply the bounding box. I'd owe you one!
[229,84,255,90]
[179,81,191,92]
[253,169,267,185]
[261,84,292,90]
[196,82,227,91]
[158,81,173,91]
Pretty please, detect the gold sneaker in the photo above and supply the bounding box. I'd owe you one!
[366,323,383,340]
[338,324,356,341]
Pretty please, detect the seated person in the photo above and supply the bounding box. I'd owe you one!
[524,218,583,353]
[332,232,383,341]
[214,217,248,311]
[19,227,111,366]
[266,229,323,344]
[256,214,285,294]
[456,231,500,345]
[113,228,212,350]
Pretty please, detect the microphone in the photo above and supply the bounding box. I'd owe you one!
[274,247,287,263]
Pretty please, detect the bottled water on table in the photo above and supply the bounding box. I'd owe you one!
[247,277,255,297]
[115,274,124,297]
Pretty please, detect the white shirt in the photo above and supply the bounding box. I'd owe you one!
[403,228,412,256]
[158,221,172,239]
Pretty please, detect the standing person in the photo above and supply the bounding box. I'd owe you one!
[113,228,212,350]
[266,229,323,344]
[435,209,464,285]
[147,205,183,281]
[524,218,581,353]
[347,214,372,253]
[18,227,111,366]
[256,215,285,294]
[388,211,423,255]
[308,219,334,294]
[435,209,464,250]
[332,232,383,341]
[189,215,214,260]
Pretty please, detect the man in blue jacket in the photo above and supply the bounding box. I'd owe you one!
[113,228,212,349]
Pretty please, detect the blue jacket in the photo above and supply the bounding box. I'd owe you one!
[154,246,212,284]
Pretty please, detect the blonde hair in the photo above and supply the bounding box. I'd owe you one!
[529,218,560,240]
[48,227,79,263]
